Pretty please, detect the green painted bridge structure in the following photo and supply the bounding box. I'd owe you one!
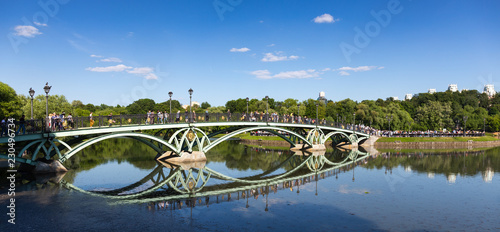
[0,117,370,166]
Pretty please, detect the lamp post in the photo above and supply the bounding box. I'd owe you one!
[353,113,356,133]
[188,88,193,123]
[43,83,51,118]
[483,117,486,133]
[43,83,51,131]
[246,97,249,121]
[315,101,319,126]
[265,96,269,122]
[386,114,393,131]
[168,91,173,122]
[463,115,468,137]
[29,88,35,119]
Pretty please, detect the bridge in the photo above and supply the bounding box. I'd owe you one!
[0,113,370,167]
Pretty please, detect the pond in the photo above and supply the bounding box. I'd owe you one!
[0,139,498,231]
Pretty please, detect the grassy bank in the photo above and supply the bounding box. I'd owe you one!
[376,147,494,153]
[376,136,499,143]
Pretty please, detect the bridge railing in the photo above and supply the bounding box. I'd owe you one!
[3,113,370,136]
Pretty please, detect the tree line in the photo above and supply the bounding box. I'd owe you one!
[2,81,500,131]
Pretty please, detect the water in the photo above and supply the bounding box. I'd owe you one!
[1,139,499,231]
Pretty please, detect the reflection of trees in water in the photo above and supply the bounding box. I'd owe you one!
[206,141,348,171]
[63,138,159,183]
[364,147,500,177]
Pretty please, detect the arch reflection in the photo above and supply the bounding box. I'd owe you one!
[60,148,370,203]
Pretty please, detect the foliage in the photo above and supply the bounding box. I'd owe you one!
[0,82,22,119]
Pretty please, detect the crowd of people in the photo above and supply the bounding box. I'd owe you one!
[47,112,75,132]
[0,111,487,138]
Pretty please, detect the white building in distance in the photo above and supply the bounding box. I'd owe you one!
[405,94,413,101]
[392,96,399,101]
[182,101,200,109]
[428,89,436,94]
[448,84,458,92]
[483,84,495,97]
[317,91,327,105]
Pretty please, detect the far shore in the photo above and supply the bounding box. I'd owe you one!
[233,134,500,149]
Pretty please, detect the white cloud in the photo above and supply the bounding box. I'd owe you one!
[313,13,338,23]
[322,68,331,72]
[337,66,378,72]
[251,69,319,79]
[267,44,275,47]
[335,65,382,76]
[100,57,123,63]
[14,25,42,37]
[90,54,102,58]
[86,64,158,79]
[251,70,272,79]
[339,71,350,76]
[86,64,132,72]
[261,52,299,62]
[126,67,158,79]
[230,47,250,52]
[34,22,48,27]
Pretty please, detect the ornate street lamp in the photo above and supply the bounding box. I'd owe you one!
[297,103,300,123]
[463,115,468,136]
[188,88,193,123]
[29,88,35,119]
[168,91,173,122]
[483,117,486,133]
[386,114,393,131]
[353,113,356,133]
[43,83,51,118]
[265,96,269,122]
[246,97,249,121]
[316,101,319,126]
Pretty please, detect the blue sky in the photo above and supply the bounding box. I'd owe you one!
[1,0,500,106]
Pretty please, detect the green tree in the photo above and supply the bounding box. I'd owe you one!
[126,98,156,114]
[0,82,22,119]
[201,102,211,109]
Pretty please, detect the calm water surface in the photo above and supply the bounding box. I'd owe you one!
[1,139,499,231]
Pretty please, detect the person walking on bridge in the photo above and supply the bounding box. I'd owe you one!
[108,113,115,127]
[0,118,6,137]
[89,112,94,128]
[16,115,26,135]
[205,110,209,122]
[176,110,180,123]
[158,110,163,124]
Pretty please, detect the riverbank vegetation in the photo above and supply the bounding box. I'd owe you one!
[4,81,500,132]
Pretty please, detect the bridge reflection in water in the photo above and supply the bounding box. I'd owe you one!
[60,148,370,209]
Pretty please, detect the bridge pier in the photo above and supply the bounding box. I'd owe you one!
[157,151,207,163]
[290,144,326,151]
[19,160,68,173]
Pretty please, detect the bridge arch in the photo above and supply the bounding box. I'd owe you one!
[323,131,354,145]
[59,132,178,163]
[203,126,313,153]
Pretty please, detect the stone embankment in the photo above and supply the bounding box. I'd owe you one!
[375,140,500,149]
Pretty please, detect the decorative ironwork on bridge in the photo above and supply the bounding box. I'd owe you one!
[0,113,370,166]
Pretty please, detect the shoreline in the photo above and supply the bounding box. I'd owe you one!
[239,137,500,149]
